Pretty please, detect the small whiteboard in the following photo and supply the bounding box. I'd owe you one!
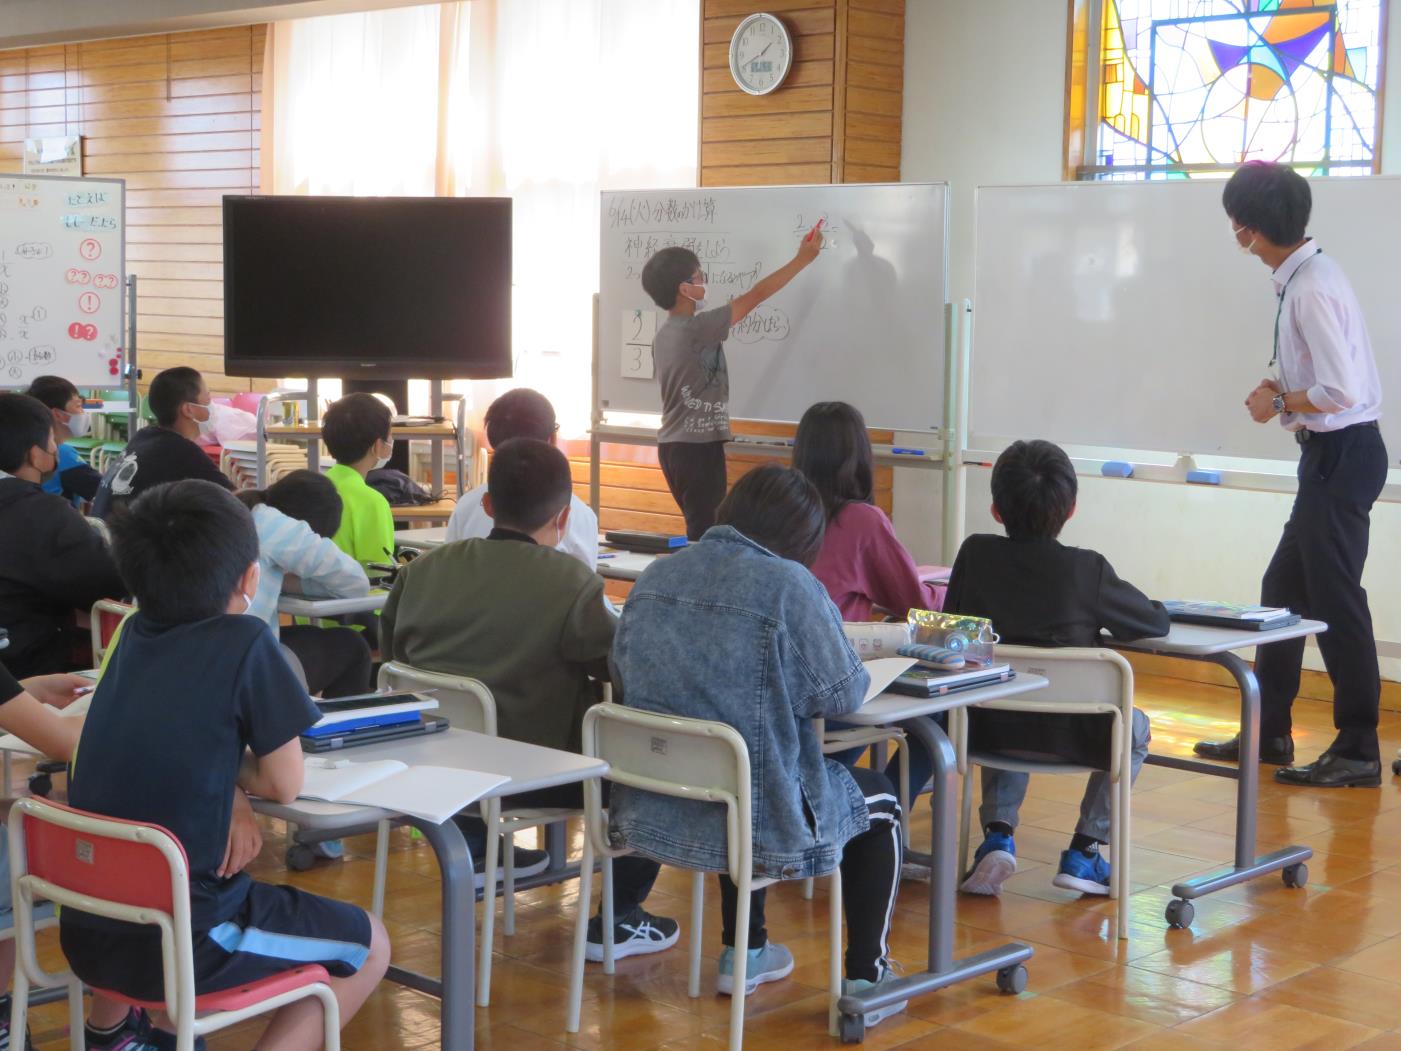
[0,172,125,389]
[598,183,949,433]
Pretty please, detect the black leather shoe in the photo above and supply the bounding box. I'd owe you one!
[1193,734,1295,765]
[1274,753,1382,788]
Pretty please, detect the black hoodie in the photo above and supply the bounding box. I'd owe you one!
[0,476,126,677]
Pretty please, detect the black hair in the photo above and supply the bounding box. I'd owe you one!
[108,479,259,624]
[25,375,80,412]
[0,393,55,473]
[322,392,392,464]
[641,246,700,311]
[793,401,874,522]
[236,469,344,539]
[990,439,1078,541]
[484,388,557,448]
[487,438,573,532]
[715,463,826,567]
[147,367,205,427]
[1221,161,1312,246]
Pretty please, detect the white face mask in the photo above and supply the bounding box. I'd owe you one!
[192,403,216,438]
[1232,225,1258,256]
[64,410,90,438]
[241,592,255,615]
[682,282,706,311]
[373,440,393,471]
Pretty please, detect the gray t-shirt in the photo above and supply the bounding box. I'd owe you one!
[654,305,732,443]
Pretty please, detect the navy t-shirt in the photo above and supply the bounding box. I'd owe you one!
[67,612,318,930]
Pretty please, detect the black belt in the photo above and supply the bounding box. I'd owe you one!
[1295,419,1380,444]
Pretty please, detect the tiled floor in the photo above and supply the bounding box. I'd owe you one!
[25,674,1401,1049]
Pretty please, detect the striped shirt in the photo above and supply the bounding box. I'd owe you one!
[248,503,371,632]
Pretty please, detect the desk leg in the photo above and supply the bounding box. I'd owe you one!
[392,817,476,1051]
[1160,652,1312,926]
[836,716,1032,1042]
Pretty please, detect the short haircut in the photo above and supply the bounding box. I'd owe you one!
[322,392,392,464]
[990,439,1078,541]
[641,246,700,310]
[0,393,54,473]
[1222,161,1311,246]
[793,401,874,522]
[715,463,826,567]
[236,469,343,539]
[485,388,557,448]
[487,438,573,532]
[147,367,205,427]
[25,375,80,412]
[108,479,259,624]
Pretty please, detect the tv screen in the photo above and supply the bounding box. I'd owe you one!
[223,195,512,380]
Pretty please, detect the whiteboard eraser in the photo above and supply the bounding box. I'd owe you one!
[1100,461,1134,478]
[1186,469,1221,485]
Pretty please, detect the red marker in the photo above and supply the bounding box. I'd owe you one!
[807,218,824,241]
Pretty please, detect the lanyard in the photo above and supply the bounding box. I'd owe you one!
[1270,247,1322,369]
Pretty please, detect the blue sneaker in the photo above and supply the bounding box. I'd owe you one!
[1053,846,1112,896]
[960,831,1016,896]
[716,941,794,996]
[842,971,908,1028]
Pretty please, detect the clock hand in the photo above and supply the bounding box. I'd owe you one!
[757,41,774,59]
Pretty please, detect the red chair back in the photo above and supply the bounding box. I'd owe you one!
[21,799,185,915]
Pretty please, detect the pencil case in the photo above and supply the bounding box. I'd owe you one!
[907,609,999,667]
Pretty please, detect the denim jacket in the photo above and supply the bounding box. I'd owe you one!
[609,526,872,880]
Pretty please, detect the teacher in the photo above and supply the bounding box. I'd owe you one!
[1195,162,1388,788]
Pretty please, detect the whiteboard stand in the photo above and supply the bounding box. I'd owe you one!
[122,274,139,434]
[940,300,971,566]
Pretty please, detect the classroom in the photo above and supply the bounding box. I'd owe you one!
[3,1,1401,1049]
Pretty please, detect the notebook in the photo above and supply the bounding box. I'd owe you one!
[1164,600,1301,631]
[299,749,507,824]
[301,714,451,753]
[309,691,438,733]
[603,530,687,553]
[888,663,1015,698]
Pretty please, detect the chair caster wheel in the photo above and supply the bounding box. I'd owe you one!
[27,775,52,799]
[1165,899,1194,929]
[285,845,316,872]
[996,964,1028,994]
[838,1011,865,1043]
[1282,863,1308,888]
[1392,758,1401,776]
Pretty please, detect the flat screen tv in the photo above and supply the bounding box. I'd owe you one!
[223,195,512,380]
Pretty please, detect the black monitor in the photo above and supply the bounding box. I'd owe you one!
[223,195,512,380]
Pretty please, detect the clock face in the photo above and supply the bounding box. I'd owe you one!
[730,14,793,96]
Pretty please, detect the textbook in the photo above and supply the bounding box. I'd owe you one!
[299,756,508,825]
[309,691,438,732]
[603,530,687,553]
[889,663,1015,698]
[1164,601,1301,630]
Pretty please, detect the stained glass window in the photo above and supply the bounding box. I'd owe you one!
[1085,0,1384,179]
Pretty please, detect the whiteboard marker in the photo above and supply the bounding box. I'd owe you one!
[890,447,925,456]
[806,218,824,241]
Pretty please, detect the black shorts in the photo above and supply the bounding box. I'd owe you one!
[61,881,372,1003]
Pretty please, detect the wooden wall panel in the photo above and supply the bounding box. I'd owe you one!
[0,25,265,395]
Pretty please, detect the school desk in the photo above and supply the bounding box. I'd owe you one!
[833,673,1049,1040]
[391,528,667,583]
[252,728,608,1051]
[1110,619,1326,929]
[275,590,389,618]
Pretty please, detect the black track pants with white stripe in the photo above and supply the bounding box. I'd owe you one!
[719,766,902,981]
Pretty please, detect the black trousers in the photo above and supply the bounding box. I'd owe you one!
[458,781,661,917]
[719,766,901,982]
[279,625,373,698]
[658,440,728,541]
[1257,423,1388,761]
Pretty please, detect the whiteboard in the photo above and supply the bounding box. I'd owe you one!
[972,177,1401,462]
[0,172,125,389]
[598,183,948,434]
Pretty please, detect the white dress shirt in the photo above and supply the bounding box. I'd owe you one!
[1271,239,1382,433]
[446,484,599,571]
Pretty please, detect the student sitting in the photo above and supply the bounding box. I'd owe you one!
[237,470,373,699]
[794,400,945,804]
[949,440,1169,898]
[0,394,126,678]
[25,374,102,505]
[610,465,906,1026]
[61,479,389,1051]
[794,401,941,618]
[321,393,397,567]
[446,388,599,569]
[383,439,679,959]
[92,366,234,518]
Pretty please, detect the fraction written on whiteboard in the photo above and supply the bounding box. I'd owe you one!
[620,308,656,381]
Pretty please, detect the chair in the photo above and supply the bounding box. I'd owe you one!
[954,645,1136,939]
[568,704,844,1051]
[8,797,340,1051]
[376,662,583,1007]
[90,598,135,665]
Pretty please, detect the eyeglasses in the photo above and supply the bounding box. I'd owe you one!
[687,271,707,285]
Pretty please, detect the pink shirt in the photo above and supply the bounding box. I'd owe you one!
[810,502,943,622]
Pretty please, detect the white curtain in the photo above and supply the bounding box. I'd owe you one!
[263,0,699,434]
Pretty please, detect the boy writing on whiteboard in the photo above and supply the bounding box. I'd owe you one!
[640,223,824,540]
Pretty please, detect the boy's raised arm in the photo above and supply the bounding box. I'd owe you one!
[730,223,824,326]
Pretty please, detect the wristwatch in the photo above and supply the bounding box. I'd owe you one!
[1272,393,1287,414]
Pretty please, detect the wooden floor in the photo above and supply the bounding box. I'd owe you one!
[25,674,1401,1050]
